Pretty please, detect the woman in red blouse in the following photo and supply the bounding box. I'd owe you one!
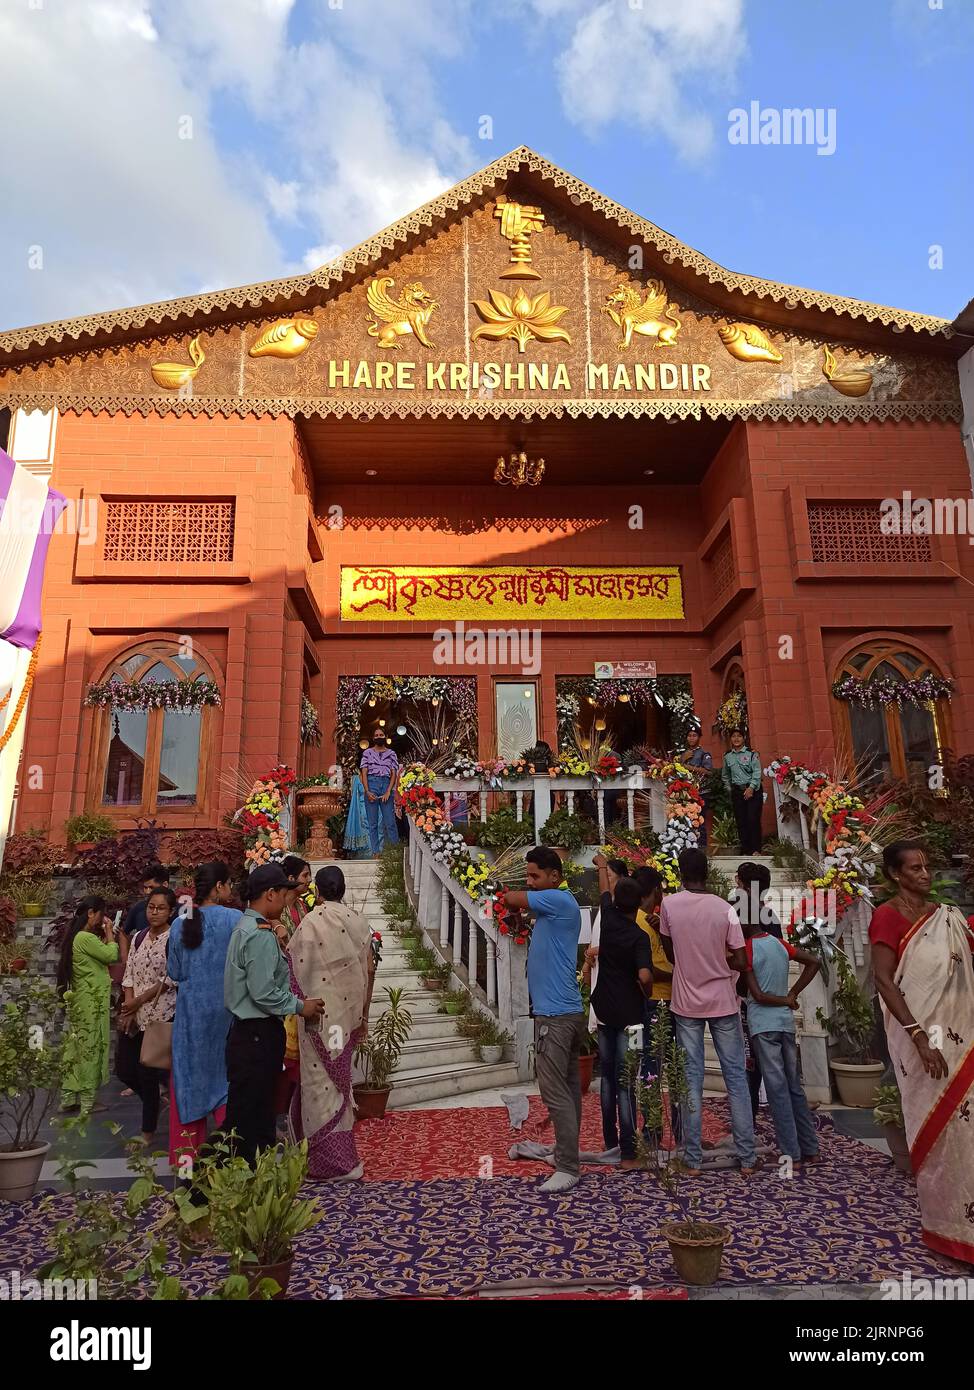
[869,840,974,1264]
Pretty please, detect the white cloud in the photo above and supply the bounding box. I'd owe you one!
[532,0,747,161]
[302,242,344,270]
[0,0,477,330]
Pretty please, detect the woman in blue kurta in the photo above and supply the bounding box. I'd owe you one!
[166,861,241,1165]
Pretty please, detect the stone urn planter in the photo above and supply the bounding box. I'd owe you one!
[0,1141,51,1202]
[479,1044,504,1064]
[296,786,342,858]
[830,1059,885,1107]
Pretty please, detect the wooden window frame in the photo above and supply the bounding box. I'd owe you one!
[831,641,952,783]
[88,647,214,820]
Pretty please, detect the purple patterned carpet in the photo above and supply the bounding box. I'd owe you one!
[0,1115,967,1298]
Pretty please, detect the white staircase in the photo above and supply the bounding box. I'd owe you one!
[312,859,521,1109]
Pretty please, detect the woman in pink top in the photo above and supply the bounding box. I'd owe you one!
[659,848,758,1175]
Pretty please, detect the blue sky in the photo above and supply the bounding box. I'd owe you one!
[1,0,972,331]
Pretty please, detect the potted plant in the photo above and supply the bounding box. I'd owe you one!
[8,875,51,918]
[540,808,597,859]
[0,975,63,1200]
[180,1139,321,1299]
[353,986,413,1120]
[627,1004,729,1285]
[64,811,114,853]
[873,1083,912,1174]
[475,1015,512,1064]
[478,807,528,854]
[441,987,471,1017]
[422,960,451,992]
[819,952,884,1106]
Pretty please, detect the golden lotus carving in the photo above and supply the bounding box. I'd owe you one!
[249,316,319,358]
[603,281,681,349]
[472,286,570,353]
[494,194,545,279]
[150,335,205,390]
[718,322,782,363]
[365,276,438,349]
[822,344,873,397]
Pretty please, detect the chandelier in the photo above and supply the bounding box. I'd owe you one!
[494,451,545,487]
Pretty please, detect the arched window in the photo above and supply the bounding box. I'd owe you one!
[92,642,218,816]
[833,641,949,786]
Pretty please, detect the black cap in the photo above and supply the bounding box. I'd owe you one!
[246,863,298,899]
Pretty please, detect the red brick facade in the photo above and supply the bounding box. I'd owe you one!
[16,409,974,839]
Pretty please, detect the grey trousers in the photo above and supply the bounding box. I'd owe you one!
[534,1013,587,1177]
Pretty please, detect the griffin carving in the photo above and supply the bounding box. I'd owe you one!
[365,276,438,349]
[603,280,681,350]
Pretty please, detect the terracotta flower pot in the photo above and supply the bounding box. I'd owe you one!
[0,1140,50,1202]
[578,1052,595,1094]
[830,1059,885,1108]
[661,1220,730,1286]
[353,1085,392,1120]
[882,1122,913,1175]
[421,976,441,991]
[247,1254,293,1300]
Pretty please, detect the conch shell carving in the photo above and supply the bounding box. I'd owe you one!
[822,344,872,397]
[249,316,319,359]
[151,335,205,390]
[718,322,782,363]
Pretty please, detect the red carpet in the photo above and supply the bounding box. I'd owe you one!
[357,1091,727,1180]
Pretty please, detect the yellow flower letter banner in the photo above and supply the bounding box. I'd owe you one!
[341,566,684,622]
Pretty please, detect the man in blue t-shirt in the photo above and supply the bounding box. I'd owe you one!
[505,847,584,1192]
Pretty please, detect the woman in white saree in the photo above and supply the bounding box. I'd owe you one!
[287,866,375,1180]
[870,841,974,1265]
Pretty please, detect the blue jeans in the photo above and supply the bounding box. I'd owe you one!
[641,999,683,1145]
[751,1031,819,1161]
[674,1012,757,1169]
[597,1024,638,1159]
[364,774,398,855]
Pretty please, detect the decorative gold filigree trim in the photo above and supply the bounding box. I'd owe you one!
[0,390,960,426]
[0,147,954,360]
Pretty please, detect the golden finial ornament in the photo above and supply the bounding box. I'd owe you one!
[718,322,782,363]
[472,286,570,352]
[494,195,545,279]
[150,335,205,390]
[822,344,873,397]
[494,451,545,487]
[365,276,438,349]
[602,282,681,349]
[249,316,319,358]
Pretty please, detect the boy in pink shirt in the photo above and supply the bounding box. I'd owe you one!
[659,848,758,1175]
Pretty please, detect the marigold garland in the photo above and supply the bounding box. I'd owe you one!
[0,635,41,754]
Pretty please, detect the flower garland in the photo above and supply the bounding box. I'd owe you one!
[765,756,879,920]
[335,674,477,786]
[713,689,747,737]
[831,673,953,709]
[300,695,322,746]
[600,757,703,889]
[554,674,693,744]
[236,764,295,868]
[85,676,222,713]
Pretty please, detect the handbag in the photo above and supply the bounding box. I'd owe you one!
[137,974,172,1071]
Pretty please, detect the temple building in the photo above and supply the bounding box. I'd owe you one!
[1,146,972,839]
